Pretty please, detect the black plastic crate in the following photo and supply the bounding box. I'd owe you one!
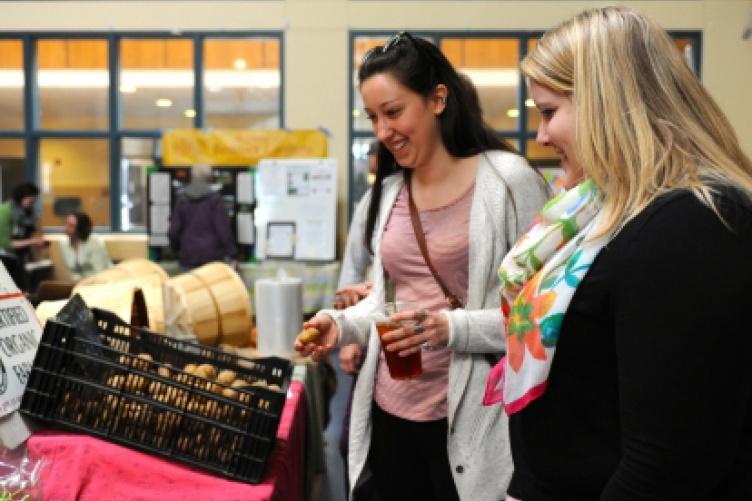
[21,307,295,484]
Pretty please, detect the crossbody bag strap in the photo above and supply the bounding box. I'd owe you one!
[405,172,500,366]
[404,172,463,310]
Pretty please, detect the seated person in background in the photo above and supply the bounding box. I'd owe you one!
[60,211,113,282]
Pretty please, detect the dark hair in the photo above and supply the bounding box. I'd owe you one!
[71,212,93,241]
[358,32,519,253]
[12,182,39,205]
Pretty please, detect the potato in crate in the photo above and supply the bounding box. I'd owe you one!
[20,300,294,484]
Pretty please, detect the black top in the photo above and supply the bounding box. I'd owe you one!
[508,188,752,501]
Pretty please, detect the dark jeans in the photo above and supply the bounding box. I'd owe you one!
[367,402,460,501]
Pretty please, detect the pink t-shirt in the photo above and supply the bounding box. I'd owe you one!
[375,181,474,421]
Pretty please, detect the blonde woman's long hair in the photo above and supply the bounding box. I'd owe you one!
[522,5,752,236]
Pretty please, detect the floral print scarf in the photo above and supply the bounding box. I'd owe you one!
[483,179,607,414]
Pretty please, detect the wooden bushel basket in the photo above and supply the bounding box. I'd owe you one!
[35,299,67,326]
[77,258,169,287]
[163,272,220,345]
[72,274,165,334]
[163,262,252,347]
[36,286,149,331]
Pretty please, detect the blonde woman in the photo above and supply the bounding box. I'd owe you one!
[483,6,752,500]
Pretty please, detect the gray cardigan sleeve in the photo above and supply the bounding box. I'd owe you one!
[337,190,373,289]
[442,152,551,355]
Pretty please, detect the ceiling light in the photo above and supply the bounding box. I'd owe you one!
[352,110,361,118]
[458,68,518,87]
[120,84,137,93]
[156,99,173,108]
[525,99,535,108]
[507,109,520,118]
[234,59,247,70]
[184,109,196,118]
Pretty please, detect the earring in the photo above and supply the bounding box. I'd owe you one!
[440,97,447,104]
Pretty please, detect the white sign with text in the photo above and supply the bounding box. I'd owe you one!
[0,264,42,419]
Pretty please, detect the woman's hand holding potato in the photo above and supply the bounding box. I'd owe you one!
[294,313,338,361]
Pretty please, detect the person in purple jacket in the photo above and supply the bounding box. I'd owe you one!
[168,165,237,271]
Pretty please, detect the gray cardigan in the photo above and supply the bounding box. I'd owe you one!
[337,189,373,288]
[324,150,551,500]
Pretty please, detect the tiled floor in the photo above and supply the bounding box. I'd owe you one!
[316,347,353,501]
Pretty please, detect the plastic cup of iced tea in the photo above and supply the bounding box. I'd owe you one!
[374,302,422,380]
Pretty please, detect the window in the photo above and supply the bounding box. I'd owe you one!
[1,31,282,232]
[0,139,26,202]
[441,37,520,131]
[38,39,109,130]
[40,138,110,226]
[121,38,195,130]
[0,40,24,130]
[204,38,281,129]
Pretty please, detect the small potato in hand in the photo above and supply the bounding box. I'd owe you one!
[295,314,338,362]
[297,327,320,344]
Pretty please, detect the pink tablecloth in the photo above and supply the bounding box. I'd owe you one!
[26,381,306,501]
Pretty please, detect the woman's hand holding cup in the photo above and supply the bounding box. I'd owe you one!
[374,302,426,380]
[385,306,449,356]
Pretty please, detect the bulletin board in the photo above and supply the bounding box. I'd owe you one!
[254,158,337,261]
[146,167,256,262]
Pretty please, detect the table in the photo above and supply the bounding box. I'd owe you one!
[220,350,332,501]
[158,260,340,316]
[25,381,307,501]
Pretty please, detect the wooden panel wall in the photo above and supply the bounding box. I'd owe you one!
[354,38,520,69]
[0,39,280,70]
[204,39,276,69]
[0,40,23,68]
[442,39,520,68]
[67,40,108,67]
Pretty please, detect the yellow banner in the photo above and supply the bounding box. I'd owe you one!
[161,129,328,166]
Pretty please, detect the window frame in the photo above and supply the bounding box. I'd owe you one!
[0,30,284,232]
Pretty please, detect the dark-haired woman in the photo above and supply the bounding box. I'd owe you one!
[295,32,549,500]
[0,182,45,290]
[61,212,112,281]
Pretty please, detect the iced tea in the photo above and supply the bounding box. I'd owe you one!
[376,321,423,380]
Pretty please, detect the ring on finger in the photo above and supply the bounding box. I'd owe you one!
[419,309,428,321]
[414,323,425,334]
